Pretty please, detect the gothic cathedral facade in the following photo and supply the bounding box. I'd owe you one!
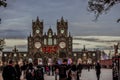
[28,17,72,63]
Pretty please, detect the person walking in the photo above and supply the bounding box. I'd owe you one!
[95,62,101,80]
[21,61,28,79]
[15,62,21,80]
[26,63,35,80]
[70,64,77,80]
[34,65,44,80]
[76,62,83,80]
[2,60,17,80]
[87,63,90,71]
[54,62,59,80]
[58,59,68,80]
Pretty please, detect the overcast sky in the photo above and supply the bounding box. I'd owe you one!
[0,0,120,38]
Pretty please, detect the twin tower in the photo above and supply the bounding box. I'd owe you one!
[27,17,73,63]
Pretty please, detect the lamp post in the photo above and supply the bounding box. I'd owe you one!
[0,39,5,64]
[114,43,119,56]
[14,53,17,63]
[23,54,27,62]
[74,53,77,63]
[4,54,7,65]
[0,51,2,65]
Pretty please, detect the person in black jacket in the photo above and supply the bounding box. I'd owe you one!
[76,63,83,80]
[26,63,35,80]
[2,60,17,80]
[34,65,44,80]
[54,62,59,80]
[59,59,68,80]
[15,62,21,80]
[95,62,101,80]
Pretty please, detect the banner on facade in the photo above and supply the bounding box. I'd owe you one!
[38,58,43,65]
[42,46,58,53]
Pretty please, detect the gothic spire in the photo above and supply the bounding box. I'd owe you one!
[36,16,40,22]
[69,32,71,37]
[13,46,18,52]
[83,45,86,51]
[61,16,64,22]
[29,32,31,37]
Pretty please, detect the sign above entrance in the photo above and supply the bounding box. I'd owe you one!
[42,46,58,53]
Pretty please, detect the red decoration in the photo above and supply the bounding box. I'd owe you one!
[42,46,58,53]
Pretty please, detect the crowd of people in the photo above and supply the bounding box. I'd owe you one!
[1,59,101,80]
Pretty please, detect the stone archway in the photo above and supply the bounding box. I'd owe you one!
[87,58,92,64]
[33,52,42,65]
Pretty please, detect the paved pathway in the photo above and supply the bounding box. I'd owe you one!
[0,69,112,80]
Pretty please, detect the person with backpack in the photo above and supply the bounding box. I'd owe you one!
[15,62,21,80]
[26,63,35,80]
[58,59,68,80]
[34,65,44,80]
[70,63,77,80]
[2,60,17,80]
[95,62,101,80]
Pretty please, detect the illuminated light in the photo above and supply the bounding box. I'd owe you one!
[14,54,17,57]
[24,54,26,57]
[83,53,86,56]
[42,46,58,53]
[4,54,7,57]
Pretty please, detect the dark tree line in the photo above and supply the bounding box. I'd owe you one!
[0,0,7,7]
[0,0,7,24]
[0,0,120,23]
[87,0,120,22]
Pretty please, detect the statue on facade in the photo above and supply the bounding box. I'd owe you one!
[114,43,119,56]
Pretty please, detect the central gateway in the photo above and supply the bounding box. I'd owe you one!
[28,17,72,64]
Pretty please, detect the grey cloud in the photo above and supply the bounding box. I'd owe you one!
[0,29,28,38]
[0,0,120,38]
[73,37,120,43]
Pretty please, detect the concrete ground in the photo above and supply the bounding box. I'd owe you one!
[0,69,112,80]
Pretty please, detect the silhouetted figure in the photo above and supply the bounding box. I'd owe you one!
[87,64,90,71]
[67,62,73,80]
[52,65,55,76]
[76,63,83,80]
[54,62,59,80]
[46,65,50,75]
[2,60,17,80]
[95,62,101,80]
[26,63,35,80]
[34,65,44,80]
[21,62,28,79]
[59,59,68,80]
[15,63,21,80]
[114,43,119,56]
[70,64,77,80]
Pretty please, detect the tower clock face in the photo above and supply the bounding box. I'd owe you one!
[61,29,64,34]
[36,29,40,33]
[59,42,66,48]
[35,42,41,48]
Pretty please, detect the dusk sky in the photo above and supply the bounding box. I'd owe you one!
[0,0,120,38]
[0,0,120,52]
